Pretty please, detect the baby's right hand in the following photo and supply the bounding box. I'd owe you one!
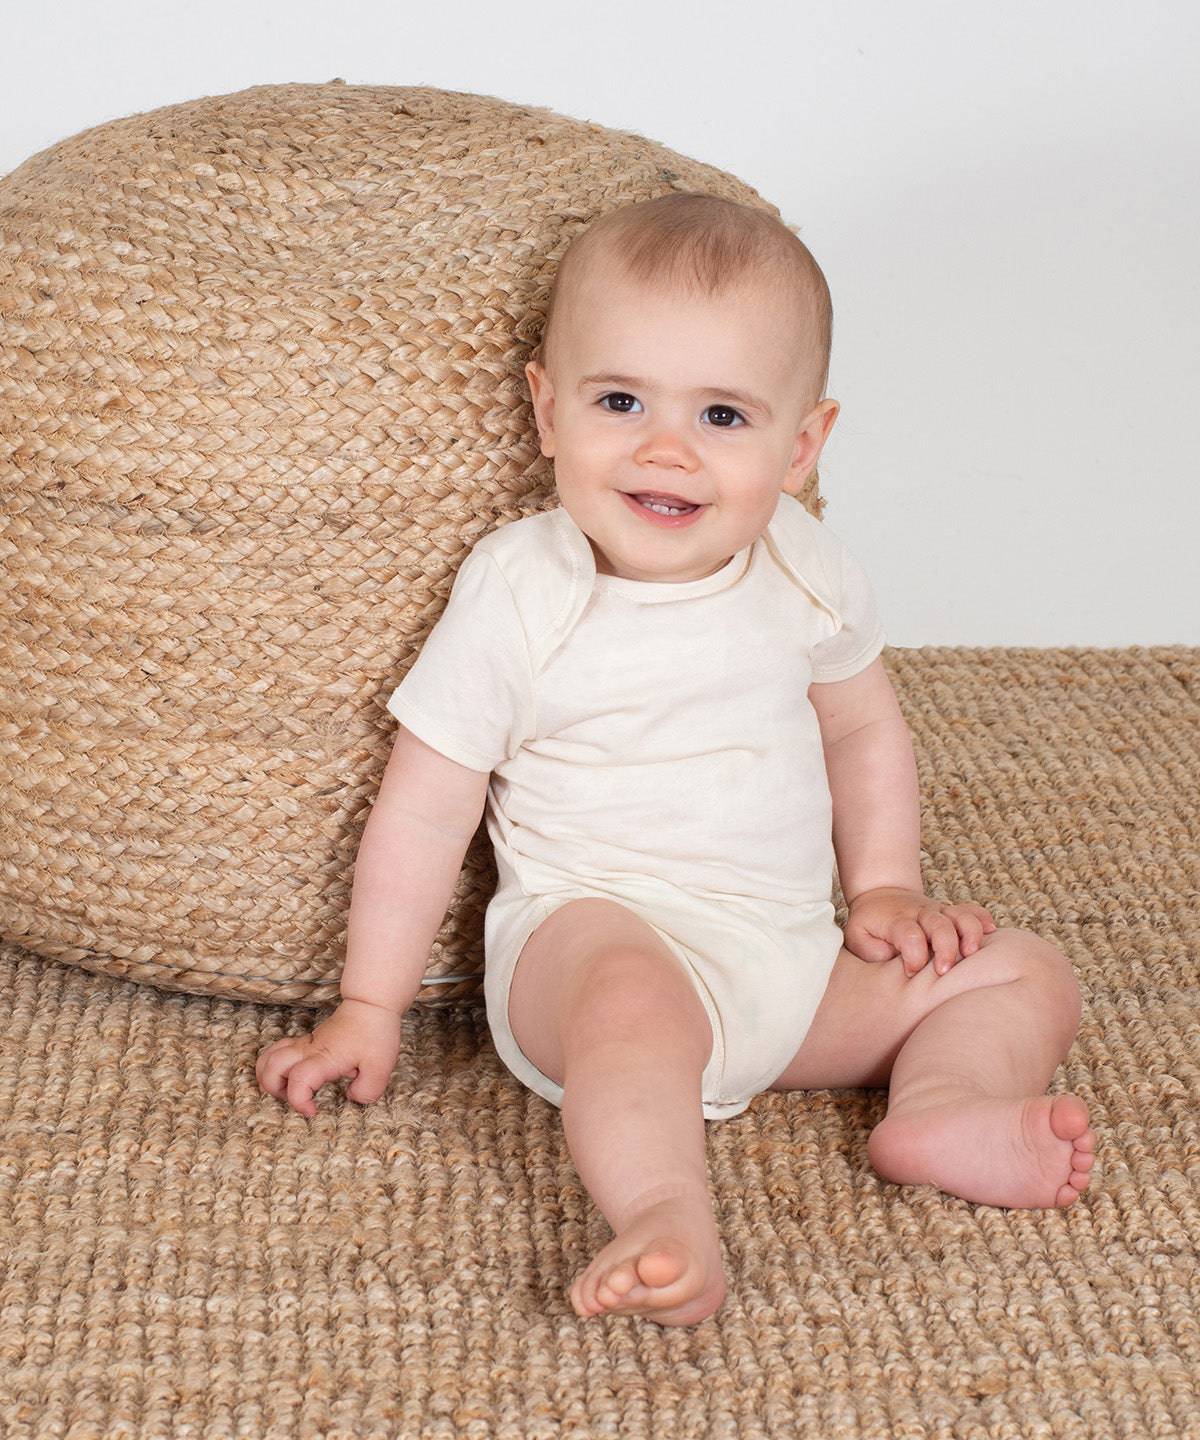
[256,998,406,1118]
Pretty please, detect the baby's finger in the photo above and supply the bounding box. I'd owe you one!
[346,1057,394,1106]
[949,909,987,956]
[924,913,960,975]
[969,905,998,933]
[890,919,930,975]
[256,1042,296,1098]
[286,1056,336,1118]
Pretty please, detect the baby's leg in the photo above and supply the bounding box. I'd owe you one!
[867,928,1094,1207]
[769,927,1095,1208]
[506,898,728,1326]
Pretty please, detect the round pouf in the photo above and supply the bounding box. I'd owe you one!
[0,81,821,1007]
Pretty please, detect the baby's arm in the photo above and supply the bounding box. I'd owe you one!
[339,722,491,1013]
[810,656,922,905]
[811,657,995,974]
[256,724,489,1115]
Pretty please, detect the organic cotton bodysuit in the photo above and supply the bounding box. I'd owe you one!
[386,494,887,1120]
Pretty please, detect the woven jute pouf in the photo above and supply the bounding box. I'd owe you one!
[0,80,824,1009]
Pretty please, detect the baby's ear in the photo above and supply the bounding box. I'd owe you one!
[782,399,839,496]
[524,358,548,402]
[525,362,556,456]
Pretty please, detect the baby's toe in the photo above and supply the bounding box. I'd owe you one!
[1048,1094,1091,1143]
[596,1262,640,1306]
[635,1243,689,1289]
[572,1268,606,1316]
[569,1276,590,1316]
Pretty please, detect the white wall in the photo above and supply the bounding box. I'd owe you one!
[4,0,1197,645]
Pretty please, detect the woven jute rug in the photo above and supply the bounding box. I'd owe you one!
[1,644,1197,1440]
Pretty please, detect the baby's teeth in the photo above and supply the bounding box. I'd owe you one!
[641,498,688,514]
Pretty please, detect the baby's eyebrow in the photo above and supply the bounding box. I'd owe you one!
[578,373,773,420]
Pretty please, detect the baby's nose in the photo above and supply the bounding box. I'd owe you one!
[635,432,699,467]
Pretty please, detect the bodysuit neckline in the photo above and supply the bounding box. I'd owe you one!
[591,542,754,604]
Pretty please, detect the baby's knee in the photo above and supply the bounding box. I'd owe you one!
[995,927,1082,1038]
[563,947,713,1064]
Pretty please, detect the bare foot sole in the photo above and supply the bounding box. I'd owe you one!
[867,1091,1096,1208]
[569,1194,728,1326]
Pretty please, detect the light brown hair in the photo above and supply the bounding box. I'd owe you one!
[536,191,833,414]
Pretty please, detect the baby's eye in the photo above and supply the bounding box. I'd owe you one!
[703,404,746,428]
[599,392,641,415]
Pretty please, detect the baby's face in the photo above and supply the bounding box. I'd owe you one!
[525,265,839,583]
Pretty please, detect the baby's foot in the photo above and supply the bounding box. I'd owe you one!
[867,1092,1096,1209]
[570,1189,728,1327]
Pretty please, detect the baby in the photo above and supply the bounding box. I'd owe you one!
[257,192,1095,1328]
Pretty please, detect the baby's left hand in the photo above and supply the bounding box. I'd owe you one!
[844,887,997,977]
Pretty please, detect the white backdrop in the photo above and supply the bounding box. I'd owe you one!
[4,0,1197,645]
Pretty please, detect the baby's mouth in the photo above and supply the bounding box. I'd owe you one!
[625,491,703,515]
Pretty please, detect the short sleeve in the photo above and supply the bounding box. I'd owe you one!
[808,528,887,684]
[385,549,536,773]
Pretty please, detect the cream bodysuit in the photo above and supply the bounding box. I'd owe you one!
[386,493,887,1119]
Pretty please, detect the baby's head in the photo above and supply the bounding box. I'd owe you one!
[525,192,839,584]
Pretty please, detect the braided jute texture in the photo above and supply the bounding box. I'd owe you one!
[0,79,821,1009]
[0,644,1197,1439]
